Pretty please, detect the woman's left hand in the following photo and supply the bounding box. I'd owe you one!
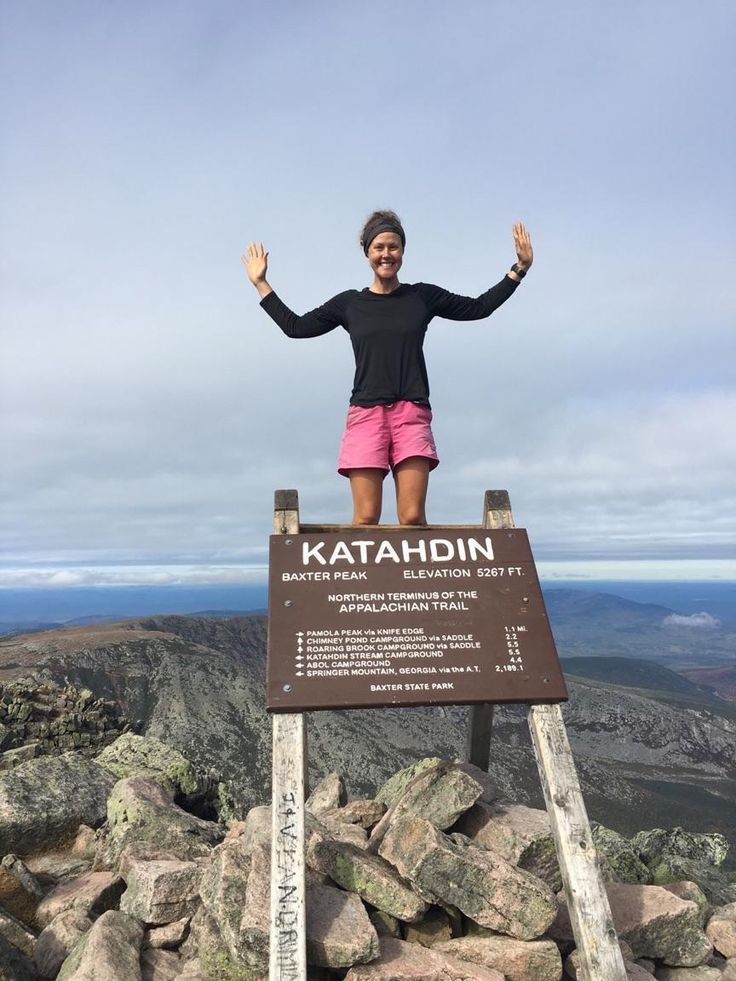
[513,222,533,270]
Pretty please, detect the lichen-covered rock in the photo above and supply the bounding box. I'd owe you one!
[632,828,729,868]
[103,776,222,866]
[0,906,36,959]
[663,881,710,924]
[591,823,652,884]
[654,967,723,980]
[650,854,736,906]
[307,879,380,968]
[379,814,557,940]
[552,882,712,967]
[35,909,92,979]
[436,935,562,981]
[369,908,402,938]
[370,762,482,850]
[403,907,454,948]
[96,733,208,797]
[307,830,428,922]
[36,871,124,929]
[120,859,201,925]
[453,801,561,891]
[565,946,650,979]
[375,758,444,806]
[0,753,115,854]
[306,772,347,815]
[344,936,504,979]
[321,799,386,829]
[57,909,143,981]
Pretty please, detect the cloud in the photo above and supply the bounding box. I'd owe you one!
[662,612,721,629]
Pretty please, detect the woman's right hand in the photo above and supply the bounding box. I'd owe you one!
[241,242,269,286]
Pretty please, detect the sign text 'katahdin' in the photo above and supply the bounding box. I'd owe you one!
[302,537,494,566]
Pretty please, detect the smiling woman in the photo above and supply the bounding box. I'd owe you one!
[241,210,532,526]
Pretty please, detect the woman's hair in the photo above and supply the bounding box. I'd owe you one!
[359,210,406,254]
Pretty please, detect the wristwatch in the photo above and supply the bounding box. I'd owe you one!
[510,263,527,279]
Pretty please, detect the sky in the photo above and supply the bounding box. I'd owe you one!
[1,0,735,590]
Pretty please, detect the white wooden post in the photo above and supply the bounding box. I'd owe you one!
[270,490,307,981]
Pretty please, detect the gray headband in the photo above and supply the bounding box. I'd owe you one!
[362,220,406,254]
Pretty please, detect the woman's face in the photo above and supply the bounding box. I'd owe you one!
[367,232,403,282]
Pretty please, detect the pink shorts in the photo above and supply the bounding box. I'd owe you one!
[337,400,440,477]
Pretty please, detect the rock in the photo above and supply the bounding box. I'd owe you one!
[369,908,402,938]
[437,935,562,981]
[70,825,97,859]
[453,801,561,891]
[403,907,454,948]
[706,903,736,958]
[375,758,444,806]
[632,828,729,869]
[592,824,653,884]
[0,906,36,959]
[120,860,201,925]
[448,761,498,805]
[379,813,557,940]
[307,830,429,922]
[321,799,386,829]
[369,762,482,850]
[0,933,38,981]
[552,882,712,967]
[239,803,272,851]
[96,733,208,797]
[318,812,369,849]
[306,772,347,815]
[103,776,222,867]
[650,855,736,906]
[0,753,115,854]
[344,936,504,979]
[654,968,723,980]
[145,915,191,949]
[723,958,736,981]
[0,857,43,927]
[565,946,650,979]
[35,909,93,979]
[663,882,710,924]
[36,871,125,929]
[140,947,181,981]
[307,879,379,968]
[57,909,143,981]
[24,852,91,887]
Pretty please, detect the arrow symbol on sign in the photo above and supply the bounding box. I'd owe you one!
[295,671,304,677]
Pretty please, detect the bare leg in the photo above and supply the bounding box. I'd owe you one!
[349,469,385,525]
[393,457,430,525]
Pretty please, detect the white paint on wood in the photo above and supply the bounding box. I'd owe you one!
[528,703,627,981]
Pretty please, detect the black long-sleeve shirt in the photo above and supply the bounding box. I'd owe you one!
[260,276,519,407]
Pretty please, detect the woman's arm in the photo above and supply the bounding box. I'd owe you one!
[240,241,344,338]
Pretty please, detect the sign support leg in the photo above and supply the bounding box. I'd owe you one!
[270,490,307,981]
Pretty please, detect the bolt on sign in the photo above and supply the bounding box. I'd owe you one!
[267,528,568,712]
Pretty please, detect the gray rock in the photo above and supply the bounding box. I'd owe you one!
[453,801,561,891]
[35,909,92,979]
[306,772,347,815]
[36,871,124,929]
[379,813,557,940]
[96,733,208,797]
[592,823,653,884]
[0,753,115,854]
[321,799,386,829]
[144,915,191,949]
[307,879,379,968]
[375,758,444,806]
[0,906,36,959]
[307,830,429,922]
[57,909,143,981]
[632,828,729,869]
[663,882,710,925]
[706,903,736,959]
[436,935,562,981]
[344,936,504,979]
[0,933,39,981]
[103,776,222,867]
[650,855,736,906]
[654,968,723,980]
[369,761,482,851]
[368,909,402,938]
[120,860,201,925]
[403,907,454,948]
[140,947,181,981]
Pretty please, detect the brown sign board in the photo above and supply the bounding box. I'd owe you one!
[267,528,568,712]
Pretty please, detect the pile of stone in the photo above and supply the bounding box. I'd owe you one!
[0,679,136,771]
[0,738,735,980]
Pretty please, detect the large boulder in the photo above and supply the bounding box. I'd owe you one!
[591,824,652,884]
[307,830,428,922]
[307,879,379,968]
[552,882,712,967]
[119,859,202,925]
[649,854,736,905]
[36,871,124,928]
[35,909,93,979]
[344,936,504,979]
[306,772,347,815]
[375,759,444,806]
[706,902,736,958]
[632,828,729,868]
[95,733,209,798]
[436,935,562,981]
[0,753,115,854]
[57,909,144,981]
[102,776,222,867]
[379,814,557,940]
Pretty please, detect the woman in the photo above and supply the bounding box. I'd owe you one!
[242,211,533,526]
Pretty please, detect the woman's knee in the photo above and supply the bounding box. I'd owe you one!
[397,504,426,525]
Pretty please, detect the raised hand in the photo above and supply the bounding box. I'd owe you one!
[513,223,533,270]
[241,242,269,286]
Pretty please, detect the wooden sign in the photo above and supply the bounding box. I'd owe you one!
[267,528,567,711]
